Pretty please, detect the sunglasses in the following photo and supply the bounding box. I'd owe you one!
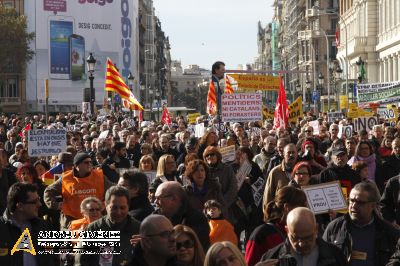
[205,153,216,158]
[176,239,194,250]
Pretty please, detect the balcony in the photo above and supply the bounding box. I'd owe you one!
[0,97,21,105]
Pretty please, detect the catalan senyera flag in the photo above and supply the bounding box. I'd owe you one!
[225,75,234,94]
[105,58,143,110]
[207,81,217,115]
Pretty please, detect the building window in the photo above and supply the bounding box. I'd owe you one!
[7,79,18,97]
[0,81,5,97]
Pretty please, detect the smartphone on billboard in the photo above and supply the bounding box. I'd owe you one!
[48,16,74,79]
[69,34,85,80]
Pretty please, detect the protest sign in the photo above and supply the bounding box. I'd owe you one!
[302,181,347,214]
[219,145,236,163]
[187,113,201,124]
[288,96,303,123]
[227,74,280,91]
[195,123,205,138]
[262,106,275,120]
[28,129,67,157]
[327,112,343,122]
[339,95,349,109]
[308,120,319,135]
[357,81,400,106]
[383,105,398,122]
[353,116,378,132]
[143,171,157,185]
[98,130,110,139]
[339,125,353,138]
[221,93,262,122]
[251,177,265,207]
[235,160,252,189]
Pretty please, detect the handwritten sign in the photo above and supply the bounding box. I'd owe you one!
[219,145,236,163]
[28,129,67,157]
[235,160,252,189]
[221,93,262,122]
[251,177,265,207]
[143,171,157,186]
[302,181,347,214]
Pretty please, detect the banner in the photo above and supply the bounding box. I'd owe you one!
[227,74,279,91]
[28,129,67,156]
[262,106,275,120]
[187,113,201,124]
[357,81,400,106]
[339,125,353,138]
[221,93,262,122]
[288,96,303,124]
[339,95,348,109]
[353,116,378,132]
[327,112,344,122]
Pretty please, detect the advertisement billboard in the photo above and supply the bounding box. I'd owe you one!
[25,0,139,112]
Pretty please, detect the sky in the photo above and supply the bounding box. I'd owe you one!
[153,0,274,70]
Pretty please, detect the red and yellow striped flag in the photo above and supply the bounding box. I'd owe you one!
[207,81,217,115]
[105,58,143,110]
[225,75,234,94]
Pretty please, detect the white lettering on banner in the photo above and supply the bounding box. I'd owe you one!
[28,129,67,157]
[235,160,252,189]
[251,177,265,207]
[353,116,378,133]
[221,93,262,122]
[302,181,347,214]
[339,125,353,139]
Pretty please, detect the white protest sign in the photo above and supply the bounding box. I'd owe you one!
[339,125,353,139]
[143,171,157,185]
[302,181,347,214]
[195,123,205,138]
[219,145,236,163]
[327,112,343,122]
[251,177,265,207]
[353,116,378,132]
[98,130,109,139]
[28,129,67,157]
[221,93,262,122]
[308,120,319,135]
[235,160,252,189]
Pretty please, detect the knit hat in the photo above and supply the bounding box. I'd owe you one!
[73,153,91,166]
[58,152,74,166]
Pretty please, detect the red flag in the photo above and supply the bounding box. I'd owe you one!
[19,123,31,138]
[161,105,171,125]
[273,76,289,129]
[207,81,217,115]
[335,29,339,48]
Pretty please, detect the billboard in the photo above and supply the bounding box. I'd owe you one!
[25,0,139,112]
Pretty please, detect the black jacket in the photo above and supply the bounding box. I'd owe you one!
[319,163,360,195]
[380,175,400,224]
[387,239,400,266]
[75,215,140,266]
[261,237,348,266]
[128,194,154,222]
[323,214,399,266]
[0,210,57,266]
[0,169,17,214]
[130,242,184,266]
[154,199,210,250]
[380,156,400,191]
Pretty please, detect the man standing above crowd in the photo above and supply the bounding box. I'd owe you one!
[211,61,226,118]
[44,153,114,229]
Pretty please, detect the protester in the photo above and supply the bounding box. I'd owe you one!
[204,241,246,266]
[174,224,206,266]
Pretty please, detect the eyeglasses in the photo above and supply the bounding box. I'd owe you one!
[87,208,101,212]
[304,130,312,133]
[176,239,194,250]
[23,197,41,205]
[205,153,216,158]
[145,230,175,239]
[348,198,372,205]
[295,172,310,176]
[289,233,315,243]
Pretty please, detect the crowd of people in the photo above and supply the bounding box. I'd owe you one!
[1,109,400,266]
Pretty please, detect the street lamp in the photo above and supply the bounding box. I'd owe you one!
[127,72,135,117]
[305,78,311,110]
[149,88,153,121]
[86,53,96,116]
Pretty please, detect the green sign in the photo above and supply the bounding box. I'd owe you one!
[358,82,400,105]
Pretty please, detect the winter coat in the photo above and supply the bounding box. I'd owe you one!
[207,161,238,208]
[184,178,225,213]
[380,175,400,224]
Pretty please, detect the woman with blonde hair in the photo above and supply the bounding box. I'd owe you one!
[173,224,205,266]
[138,155,156,172]
[204,241,247,266]
[150,154,180,190]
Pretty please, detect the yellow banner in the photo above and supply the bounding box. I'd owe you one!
[263,106,275,120]
[347,104,374,119]
[228,74,279,91]
[288,96,303,123]
[339,95,348,110]
[187,113,201,124]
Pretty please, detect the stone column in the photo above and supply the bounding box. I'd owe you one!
[394,54,398,81]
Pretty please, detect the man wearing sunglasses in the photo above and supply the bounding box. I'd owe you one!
[44,152,114,230]
[0,182,55,265]
[131,214,180,266]
[323,182,399,265]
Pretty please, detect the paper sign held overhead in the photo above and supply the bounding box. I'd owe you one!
[28,129,67,157]
[221,93,262,122]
